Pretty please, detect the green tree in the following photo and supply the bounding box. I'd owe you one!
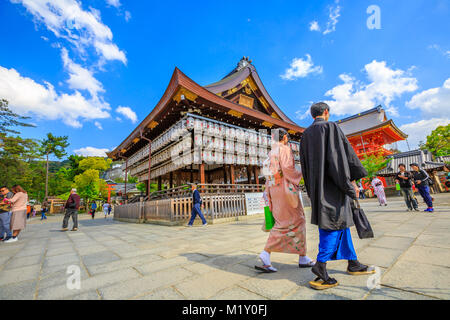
[420,124,450,157]
[0,99,35,135]
[360,154,392,180]
[78,157,112,172]
[74,169,101,205]
[136,182,146,193]
[40,133,69,199]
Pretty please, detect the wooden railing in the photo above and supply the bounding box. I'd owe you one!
[114,193,247,223]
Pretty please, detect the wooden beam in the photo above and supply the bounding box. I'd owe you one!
[223,165,228,184]
[200,163,205,184]
[230,165,235,185]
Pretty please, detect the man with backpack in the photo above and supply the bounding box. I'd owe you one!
[410,163,434,212]
[62,188,80,231]
[395,164,419,212]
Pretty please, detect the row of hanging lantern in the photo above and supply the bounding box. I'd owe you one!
[128,114,301,178]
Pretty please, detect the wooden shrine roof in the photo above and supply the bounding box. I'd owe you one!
[108,60,304,159]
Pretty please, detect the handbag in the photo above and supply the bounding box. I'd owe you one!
[352,199,374,239]
[263,206,275,232]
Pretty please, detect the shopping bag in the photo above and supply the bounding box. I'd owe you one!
[352,200,374,239]
[395,183,401,191]
[262,206,275,232]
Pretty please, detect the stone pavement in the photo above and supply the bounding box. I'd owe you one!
[0,193,449,300]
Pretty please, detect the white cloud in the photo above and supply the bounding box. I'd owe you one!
[124,11,131,22]
[323,0,341,35]
[0,65,110,128]
[12,0,126,64]
[323,60,418,116]
[61,48,104,98]
[281,54,323,80]
[309,21,320,32]
[400,118,450,149]
[105,0,121,8]
[94,121,103,130]
[406,78,450,117]
[428,44,450,59]
[116,106,137,123]
[74,146,109,157]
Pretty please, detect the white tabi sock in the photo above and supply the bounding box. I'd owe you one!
[259,250,271,266]
[299,255,313,265]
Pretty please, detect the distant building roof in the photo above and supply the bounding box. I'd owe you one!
[336,105,407,140]
[377,149,447,176]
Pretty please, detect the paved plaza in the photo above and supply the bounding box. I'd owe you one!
[0,194,449,300]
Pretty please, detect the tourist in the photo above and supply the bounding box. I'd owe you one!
[103,202,109,218]
[300,102,375,290]
[62,188,80,231]
[90,201,97,219]
[108,202,112,215]
[371,177,387,206]
[358,181,365,199]
[4,185,28,243]
[410,163,434,212]
[187,184,207,227]
[256,128,314,273]
[0,186,14,241]
[40,200,48,220]
[395,164,419,212]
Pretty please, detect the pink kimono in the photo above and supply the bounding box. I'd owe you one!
[372,177,387,205]
[264,143,306,255]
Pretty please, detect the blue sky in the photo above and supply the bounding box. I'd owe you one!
[0,0,449,158]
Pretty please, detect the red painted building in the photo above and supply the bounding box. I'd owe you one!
[337,106,407,159]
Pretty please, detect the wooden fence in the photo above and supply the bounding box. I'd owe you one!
[114,193,247,224]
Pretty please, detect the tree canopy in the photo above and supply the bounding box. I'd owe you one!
[420,124,450,157]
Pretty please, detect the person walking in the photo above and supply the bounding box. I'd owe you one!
[358,181,365,199]
[256,128,314,273]
[395,164,419,212]
[62,188,80,231]
[0,186,14,241]
[41,199,48,220]
[4,185,28,243]
[371,177,387,206]
[187,184,207,227]
[108,202,112,215]
[300,102,375,290]
[90,201,97,219]
[410,163,434,212]
[102,202,109,218]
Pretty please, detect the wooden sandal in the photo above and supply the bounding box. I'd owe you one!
[255,265,277,273]
[309,277,339,290]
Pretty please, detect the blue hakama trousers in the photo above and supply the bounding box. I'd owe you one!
[317,228,357,263]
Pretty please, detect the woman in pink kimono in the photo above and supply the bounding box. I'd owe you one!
[371,177,387,206]
[256,129,315,273]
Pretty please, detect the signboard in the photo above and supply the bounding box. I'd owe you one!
[244,192,265,215]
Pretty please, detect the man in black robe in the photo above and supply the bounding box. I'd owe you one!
[300,102,375,290]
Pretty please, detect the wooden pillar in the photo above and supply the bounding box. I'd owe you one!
[230,165,235,184]
[190,164,194,183]
[176,170,181,187]
[223,165,228,184]
[247,166,252,184]
[147,142,152,196]
[200,163,205,187]
[158,176,162,191]
[169,171,173,189]
[254,167,260,184]
[124,158,128,195]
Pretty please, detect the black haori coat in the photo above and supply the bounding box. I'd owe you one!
[300,118,368,231]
